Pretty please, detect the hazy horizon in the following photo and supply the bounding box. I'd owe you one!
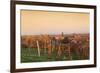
[21,10,90,35]
[21,32,89,36]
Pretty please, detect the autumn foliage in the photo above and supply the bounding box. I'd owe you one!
[21,33,89,60]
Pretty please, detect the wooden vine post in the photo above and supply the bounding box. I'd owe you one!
[36,40,40,57]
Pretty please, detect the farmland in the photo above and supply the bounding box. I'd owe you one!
[21,33,89,63]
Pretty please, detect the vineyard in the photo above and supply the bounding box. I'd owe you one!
[21,33,89,63]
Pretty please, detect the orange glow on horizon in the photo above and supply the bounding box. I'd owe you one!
[21,10,90,35]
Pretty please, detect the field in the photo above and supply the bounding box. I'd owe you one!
[21,48,81,63]
[21,33,89,63]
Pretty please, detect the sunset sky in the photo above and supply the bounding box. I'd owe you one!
[21,10,90,35]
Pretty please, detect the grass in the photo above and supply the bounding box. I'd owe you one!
[21,48,81,63]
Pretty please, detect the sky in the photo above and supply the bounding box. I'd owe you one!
[21,10,90,35]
